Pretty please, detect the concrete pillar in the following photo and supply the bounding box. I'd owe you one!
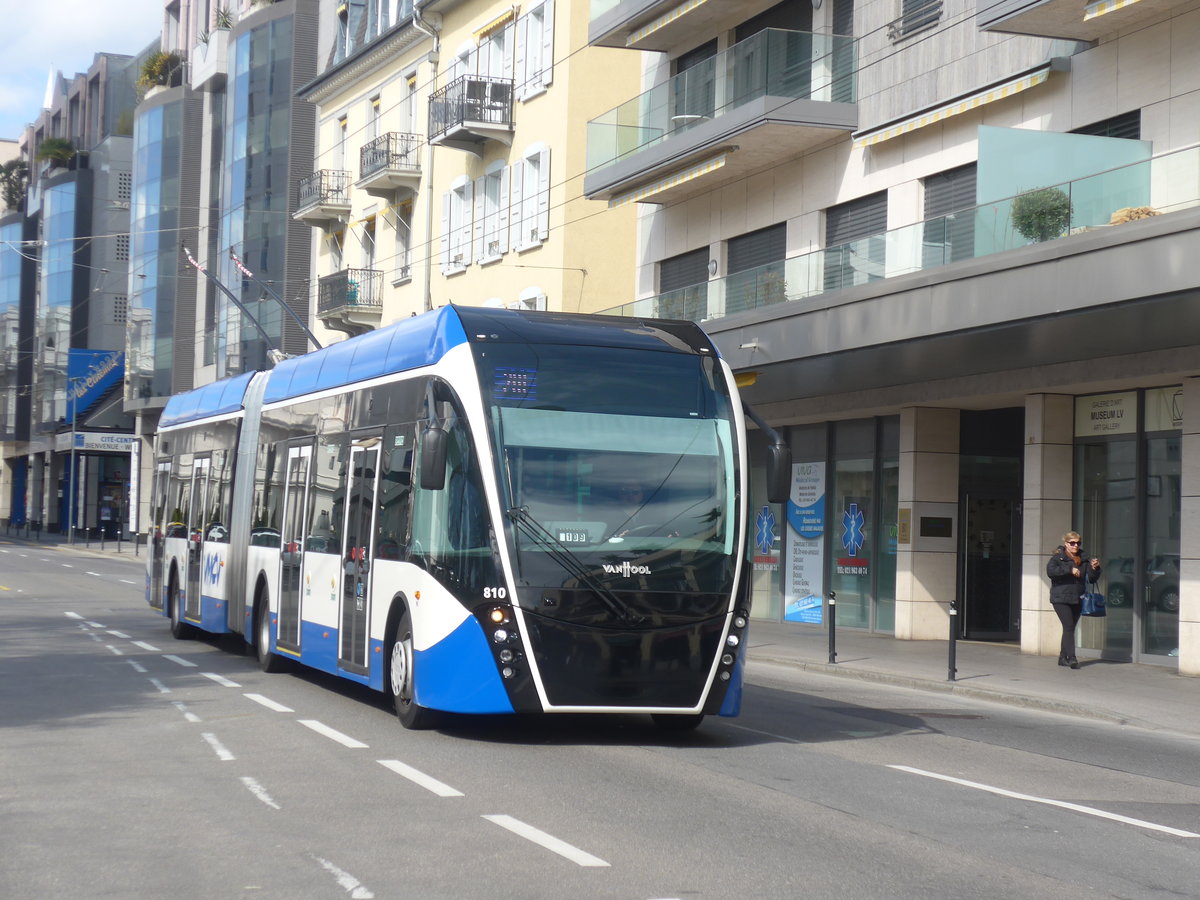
[1021,394,1075,657]
[1179,377,1200,675]
[895,407,959,640]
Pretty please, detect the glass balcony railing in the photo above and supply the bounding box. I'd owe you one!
[587,28,857,173]
[589,0,623,20]
[601,144,1200,322]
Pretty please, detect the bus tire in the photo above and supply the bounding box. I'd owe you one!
[388,609,435,730]
[168,572,195,640]
[255,590,287,674]
[651,713,705,732]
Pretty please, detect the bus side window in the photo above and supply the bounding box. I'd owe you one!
[377,426,414,561]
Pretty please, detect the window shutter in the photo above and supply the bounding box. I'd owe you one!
[440,191,451,274]
[502,22,515,79]
[460,180,475,265]
[514,13,528,98]
[659,248,709,293]
[498,165,511,253]
[473,176,486,261]
[825,191,887,246]
[728,223,786,274]
[509,162,525,248]
[540,1,555,88]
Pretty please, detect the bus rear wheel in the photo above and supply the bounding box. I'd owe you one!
[255,593,287,674]
[168,575,195,640]
[651,713,705,732]
[388,610,435,730]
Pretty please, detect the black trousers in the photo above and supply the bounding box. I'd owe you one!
[1052,602,1082,659]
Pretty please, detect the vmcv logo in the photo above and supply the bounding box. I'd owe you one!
[602,562,652,577]
[204,552,222,586]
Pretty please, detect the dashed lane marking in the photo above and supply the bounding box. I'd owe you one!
[298,719,368,749]
[482,815,610,867]
[377,759,464,798]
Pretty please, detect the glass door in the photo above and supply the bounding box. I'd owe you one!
[340,438,380,673]
[1077,440,1136,660]
[1142,433,1180,658]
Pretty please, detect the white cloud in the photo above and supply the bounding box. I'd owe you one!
[0,0,163,137]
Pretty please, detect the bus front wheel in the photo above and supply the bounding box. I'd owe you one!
[388,610,436,730]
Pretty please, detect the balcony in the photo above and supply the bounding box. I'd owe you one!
[601,143,1200,323]
[584,29,857,206]
[589,0,784,52]
[428,76,514,154]
[189,29,229,92]
[294,170,351,225]
[357,132,422,197]
[976,0,1195,41]
[317,268,384,336]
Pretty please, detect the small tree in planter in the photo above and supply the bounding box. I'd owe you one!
[1011,187,1073,243]
[138,50,185,93]
[35,137,75,167]
[1,158,29,209]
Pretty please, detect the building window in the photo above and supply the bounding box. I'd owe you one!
[362,215,376,270]
[510,144,550,251]
[1072,110,1141,141]
[887,0,942,42]
[824,191,887,291]
[368,96,381,142]
[516,0,555,99]
[512,286,547,311]
[442,176,473,273]
[475,162,508,262]
[727,223,786,314]
[923,163,976,266]
[393,200,412,283]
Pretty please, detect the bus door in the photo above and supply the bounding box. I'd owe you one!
[278,444,312,653]
[149,461,170,610]
[339,436,381,673]
[185,457,211,622]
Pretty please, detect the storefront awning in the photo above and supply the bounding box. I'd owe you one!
[1084,0,1146,20]
[852,61,1063,149]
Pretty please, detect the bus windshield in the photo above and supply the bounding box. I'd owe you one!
[477,342,739,594]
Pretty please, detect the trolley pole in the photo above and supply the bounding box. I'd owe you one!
[948,598,958,681]
[827,591,837,664]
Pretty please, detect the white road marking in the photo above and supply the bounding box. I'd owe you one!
[133,641,160,652]
[119,579,137,585]
[202,672,241,688]
[482,815,610,867]
[201,732,235,761]
[86,621,104,628]
[105,644,124,656]
[60,563,72,568]
[244,693,293,713]
[240,776,281,810]
[86,572,104,578]
[107,630,130,638]
[889,766,1200,838]
[172,701,201,723]
[298,719,368,749]
[162,654,197,668]
[126,660,147,674]
[377,759,464,798]
[63,611,83,619]
[148,678,170,694]
[312,855,374,899]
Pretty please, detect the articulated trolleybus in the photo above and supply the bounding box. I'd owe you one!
[147,306,788,729]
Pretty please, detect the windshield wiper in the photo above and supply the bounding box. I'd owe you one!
[507,506,644,626]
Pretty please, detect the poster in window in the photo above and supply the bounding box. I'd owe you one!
[784,462,825,623]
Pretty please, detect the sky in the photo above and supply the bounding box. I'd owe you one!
[0,0,164,140]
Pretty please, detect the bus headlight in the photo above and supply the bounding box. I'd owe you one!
[726,634,739,647]
[499,649,514,663]
[733,614,747,629]
[489,607,508,624]
[493,629,509,643]
[722,653,734,666]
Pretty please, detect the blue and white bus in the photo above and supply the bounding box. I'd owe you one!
[146,306,788,729]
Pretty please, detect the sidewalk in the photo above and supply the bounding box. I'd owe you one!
[748,619,1200,738]
[0,527,146,561]
[4,529,1194,738]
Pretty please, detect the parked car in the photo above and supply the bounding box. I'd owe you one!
[1103,555,1179,612]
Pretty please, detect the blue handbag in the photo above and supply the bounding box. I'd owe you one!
[1081,582,1106,617]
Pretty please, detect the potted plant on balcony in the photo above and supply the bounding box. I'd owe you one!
[1011,187,1073,243]
[214,6,234,29]
[1,158,29,210]
[138,50,185,96]
[35,137,75,169]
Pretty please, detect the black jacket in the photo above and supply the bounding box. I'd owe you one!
[1046,546,1102,606]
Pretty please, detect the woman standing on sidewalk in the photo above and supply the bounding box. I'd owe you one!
[1046,531,1101,669]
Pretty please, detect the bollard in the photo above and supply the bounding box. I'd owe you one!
[948,598,958,682]
[827,590,838,664]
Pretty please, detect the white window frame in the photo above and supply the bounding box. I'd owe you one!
[442,175,473,275]
[392,201,413,284]
[474,161,509,264]
[510,144,550,252]
[510,286,547,311]
[515,1,555,101]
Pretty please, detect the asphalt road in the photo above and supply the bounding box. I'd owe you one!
[2,542,1199,899]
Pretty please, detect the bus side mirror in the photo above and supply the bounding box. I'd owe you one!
[419,426,448,490]
[766,443,791,505]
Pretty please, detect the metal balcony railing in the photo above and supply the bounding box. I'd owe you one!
[298,169,351,210]
[360,132,422,180]
[429,75,514,142]
[317,268,384,316]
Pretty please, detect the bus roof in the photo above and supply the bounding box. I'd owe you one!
[159,370,258,430]
[159,307,719,426]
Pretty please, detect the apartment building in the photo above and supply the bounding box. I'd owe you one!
[585,0,1200,672]
[127,0,320,532]
[296,0,640,335]
[0,54,139,536]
